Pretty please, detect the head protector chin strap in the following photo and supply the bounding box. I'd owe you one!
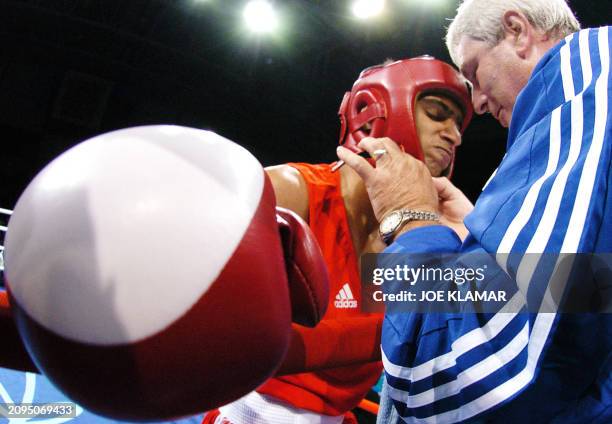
[338,56,473,177]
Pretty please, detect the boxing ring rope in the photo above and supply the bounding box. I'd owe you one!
[0,207,10,273]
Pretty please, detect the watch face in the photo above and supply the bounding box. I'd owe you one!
[380,210,403,234]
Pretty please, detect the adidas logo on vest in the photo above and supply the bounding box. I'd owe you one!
[334,283,357,308]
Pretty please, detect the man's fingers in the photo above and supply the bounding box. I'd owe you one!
[433,177,454,199]
[433,176,474,217]
[432,177,450,197]
[336,146,375,181]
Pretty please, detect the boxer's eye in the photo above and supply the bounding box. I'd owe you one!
[421,97,463,130]
[424,101,453,123]
[425,105,448,121]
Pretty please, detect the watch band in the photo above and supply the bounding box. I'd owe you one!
[379,209,440,245]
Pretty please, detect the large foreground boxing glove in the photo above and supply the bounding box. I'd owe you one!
[2,125,326,421]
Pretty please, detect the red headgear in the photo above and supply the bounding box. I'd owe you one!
[338,56,473,176]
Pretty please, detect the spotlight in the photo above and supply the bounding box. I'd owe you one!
[243,0,279,33]
[352,0,386,19]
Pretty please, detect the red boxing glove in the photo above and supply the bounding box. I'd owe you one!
[4,126,298,421]
[276,207,329,327]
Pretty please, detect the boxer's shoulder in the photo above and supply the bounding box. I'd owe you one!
[266,165,309,221]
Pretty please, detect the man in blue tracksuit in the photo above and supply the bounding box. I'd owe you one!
[338,0,611,422]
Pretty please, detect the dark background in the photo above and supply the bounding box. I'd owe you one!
[0,0,610,208]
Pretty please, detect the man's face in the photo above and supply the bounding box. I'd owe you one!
[414,93,464,177]
[456,36,531,128]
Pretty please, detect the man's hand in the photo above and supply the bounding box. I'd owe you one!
[433,177,473,240]
[337,137,439,222]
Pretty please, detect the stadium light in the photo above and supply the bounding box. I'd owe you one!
[243,0,279,33]
[352,0,386,19]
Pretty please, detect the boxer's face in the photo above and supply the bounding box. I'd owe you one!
[456,35,530,128]
[414,93,464,177]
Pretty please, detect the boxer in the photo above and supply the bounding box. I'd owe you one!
[208,56,473,424]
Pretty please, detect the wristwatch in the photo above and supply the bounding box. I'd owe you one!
[379,209,440,245]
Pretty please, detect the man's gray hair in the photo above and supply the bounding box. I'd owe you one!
[446,0,580,66]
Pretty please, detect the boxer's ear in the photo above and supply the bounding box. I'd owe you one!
[501,10,533,59]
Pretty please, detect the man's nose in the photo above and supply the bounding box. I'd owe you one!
[472,88,488,115]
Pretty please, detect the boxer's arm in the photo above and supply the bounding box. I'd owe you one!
[266,165,309,222]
